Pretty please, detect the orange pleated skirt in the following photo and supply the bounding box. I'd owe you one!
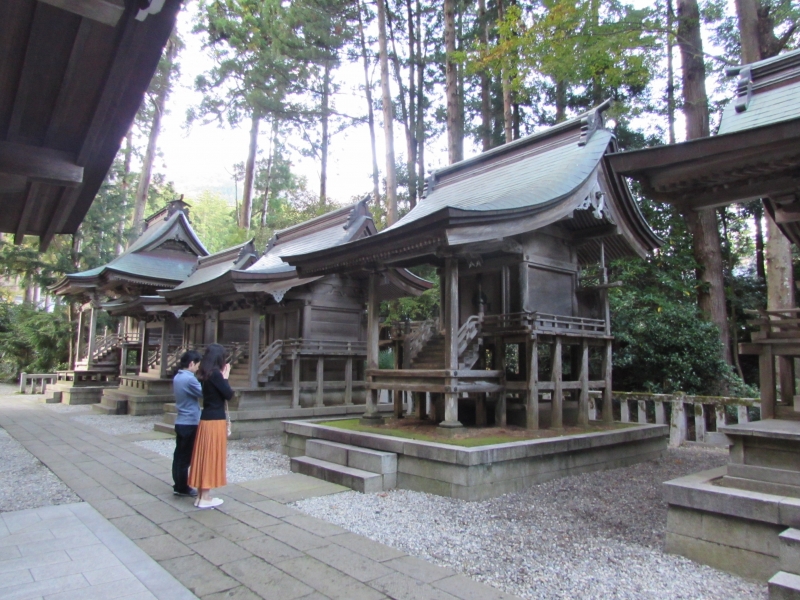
[188,419,227,490]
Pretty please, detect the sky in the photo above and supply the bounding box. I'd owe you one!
[153,1,726,207]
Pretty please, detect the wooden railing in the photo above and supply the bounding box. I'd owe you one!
[406,317,439,364]
[482,312,606,336]
[19,372,56,394]
[258,340,284,379]
[282,339,366,356]
[457,315,483,369]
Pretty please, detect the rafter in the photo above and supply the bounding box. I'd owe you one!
[0,141,83,185]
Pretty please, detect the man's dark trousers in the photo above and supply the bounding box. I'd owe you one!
[173,424,197,493]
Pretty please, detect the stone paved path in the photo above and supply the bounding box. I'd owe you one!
[0,502,194,600]
[0,395,520,600]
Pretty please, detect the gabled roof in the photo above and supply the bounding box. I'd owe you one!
[161,239,259,303]
[51,203,208,298]
[284,102,660,275]
[0,0,181,250]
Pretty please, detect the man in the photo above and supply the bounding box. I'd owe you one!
[172,350,202,497]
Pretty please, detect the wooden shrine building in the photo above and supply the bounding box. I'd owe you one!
[49,199,208,407]
[159,200,430,434]
[286,102,661,431]
[610,49,800,587]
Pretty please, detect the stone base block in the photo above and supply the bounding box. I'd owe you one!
[49,385,107,405]
[770,572,800,600]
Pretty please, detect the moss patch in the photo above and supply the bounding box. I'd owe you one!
[316,418,632,447]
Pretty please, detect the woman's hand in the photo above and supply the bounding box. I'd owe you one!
[222,363,231,380]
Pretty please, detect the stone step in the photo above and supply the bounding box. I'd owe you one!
[92,402,123,415]
[305,439,397,474]
[780,529,800,575]
[154,422,176,436]
[290,456,390,493]
[769,572,800,600]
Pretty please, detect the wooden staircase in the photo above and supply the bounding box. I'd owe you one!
[228,351,251,389]
[409,315,483,370]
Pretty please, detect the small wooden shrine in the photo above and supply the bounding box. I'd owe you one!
[159,200,430,435]
[611,49,800,587]
[50,199,208,408]
[286,101,661,431]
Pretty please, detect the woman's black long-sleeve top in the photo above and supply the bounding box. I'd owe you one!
[200,370,234,421]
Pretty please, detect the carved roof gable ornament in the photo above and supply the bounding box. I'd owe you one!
[734,67,754,113]
[575,190,610,222]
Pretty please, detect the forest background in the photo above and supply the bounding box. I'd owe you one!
[0,0,797,396]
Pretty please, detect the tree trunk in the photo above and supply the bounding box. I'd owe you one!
[478,0,492,150]
[406,0,418,208]
[377,0,397,224]
[240,112,260,229]
[416,0,425,199]
[357,0,381,207]
[555,80,567,123]
[666,0,676,144]
[444,0,462,163]
[753,202,766,281]
[118,130,132,254]
[497,0,513,143]
[131,39,177,236]
[319,59,331,206]
[677,0,731,365]
[260,119,278,228]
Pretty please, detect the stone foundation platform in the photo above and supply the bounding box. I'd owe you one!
[94,376,172,416]
[664,419,800,583]
[47,370,118,405]
[283,420,668,501]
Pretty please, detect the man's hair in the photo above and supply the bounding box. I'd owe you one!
[179,350,202,370]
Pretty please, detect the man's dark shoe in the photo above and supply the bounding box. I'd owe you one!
[174,488,198,497]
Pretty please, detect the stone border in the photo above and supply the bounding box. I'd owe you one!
[285,420,668,500]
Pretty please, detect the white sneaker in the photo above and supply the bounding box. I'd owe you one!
[196,497,223,509]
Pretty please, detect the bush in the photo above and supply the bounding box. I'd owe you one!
[0,301,71,381]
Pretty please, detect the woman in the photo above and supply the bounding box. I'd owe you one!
[189,343,232,509]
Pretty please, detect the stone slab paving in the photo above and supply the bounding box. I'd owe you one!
[0,502,196,600]
[0,395,521,600]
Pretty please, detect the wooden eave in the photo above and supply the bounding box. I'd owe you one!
[0,0,181,250]
[606,117,800,211]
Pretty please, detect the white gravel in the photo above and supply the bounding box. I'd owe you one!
[0,427,80,512]
[293,446,766,600]
[135,434,291,484]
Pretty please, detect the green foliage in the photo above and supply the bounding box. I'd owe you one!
[0,301,71,381]
[186,191,248,253]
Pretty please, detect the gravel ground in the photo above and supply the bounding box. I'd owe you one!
[294,445,766,600]
[135,434,291,484]
[0,427,80,512]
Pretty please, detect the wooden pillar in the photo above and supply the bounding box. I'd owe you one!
[551,338,563,429]
[759,345,775,419]
[495,337,507,427]
[602,339,613,424]
[344,357,353,405]
[441,257,462,428]
[416,392,426,420]
[362,271,383,423]
[315,357,324,407]
[476,394,487,426]
[159,317,169,379]
[578,340,589,427]
[249,312,261,388]
[501,265,510,314]
[120,344,128,376]
[519,262,529,313]
[86,306,98,369]
[292,357,300,408]
[779,356,794,405]
[526,339,539,430]
[74,309,84,367]
[139,322,149,373]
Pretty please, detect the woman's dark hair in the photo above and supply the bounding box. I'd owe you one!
[171,349,202,378]
[197,343,227,381]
